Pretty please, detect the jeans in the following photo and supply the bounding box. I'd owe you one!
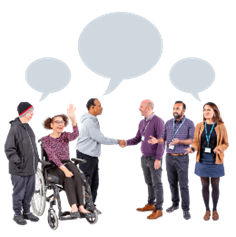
[141,156,163,210]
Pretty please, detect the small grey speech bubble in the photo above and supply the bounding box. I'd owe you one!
[78,12,163,95]
[170,58,215,101]
[26,58,71,101]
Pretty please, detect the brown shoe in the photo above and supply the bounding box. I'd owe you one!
[203,211,211,221]
[212,211,219,221]
[147,209,163,219]
[136,204,155,212]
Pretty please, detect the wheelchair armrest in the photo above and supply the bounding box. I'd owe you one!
[71,158,87,165]
[39,159,52,167]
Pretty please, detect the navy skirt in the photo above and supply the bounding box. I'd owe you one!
[195,153,225,177]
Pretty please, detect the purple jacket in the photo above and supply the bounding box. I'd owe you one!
[127,114,165,160]
[41,125,79,168]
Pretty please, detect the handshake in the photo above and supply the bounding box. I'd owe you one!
[118,140,127,148]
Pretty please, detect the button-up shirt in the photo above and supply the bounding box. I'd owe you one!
[161,115,195,154]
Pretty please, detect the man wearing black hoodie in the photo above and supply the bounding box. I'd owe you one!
[5,102,40,225]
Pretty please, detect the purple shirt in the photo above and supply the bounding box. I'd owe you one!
[127,114,165,160]
[41,125,79,168]
[161,116,195,154]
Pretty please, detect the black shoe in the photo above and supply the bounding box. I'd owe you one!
[81,212,94,218]
[166,205,179,213]
[183,211,191,220]
[13,215,27,225]
[94,207,101,215]
[23,212,39,222]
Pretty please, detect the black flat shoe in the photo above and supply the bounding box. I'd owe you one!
[80,212,94,218]
[70,212,80,218]
[13,215,27,225]
[183,211,191,220]
[166,205,179,213]
[22,213,39,222]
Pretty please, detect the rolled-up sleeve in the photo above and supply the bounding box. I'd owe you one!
[188,121,195,140]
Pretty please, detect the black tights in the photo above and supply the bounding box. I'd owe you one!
[201,177,220,211]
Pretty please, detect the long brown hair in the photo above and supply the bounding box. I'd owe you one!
[203,102,224,124]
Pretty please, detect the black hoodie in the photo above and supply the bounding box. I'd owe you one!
[5,118,39,176]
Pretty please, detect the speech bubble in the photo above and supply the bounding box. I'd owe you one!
[170,58,215,101]
[25,57,71,101]
[78,12,163,95]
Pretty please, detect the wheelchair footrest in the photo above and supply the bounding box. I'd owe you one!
[59,211,77,221]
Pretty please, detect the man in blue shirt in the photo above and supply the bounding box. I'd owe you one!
[148,101,195,220]
[123,100,165,220]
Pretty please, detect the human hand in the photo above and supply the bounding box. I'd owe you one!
[184,147,193,155]
[118,140,127,148]
[213,147,221,154]
[67,104,76,121]
[154,159,161,170]
[64,169,74,178]
[148,136,158,145]
[169,138,179,145]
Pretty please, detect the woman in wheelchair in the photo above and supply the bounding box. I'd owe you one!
[41,104,92,218]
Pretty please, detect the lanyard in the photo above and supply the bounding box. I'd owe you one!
[173,117,186,138]
[205,121,215,147]
[142,116,154,135]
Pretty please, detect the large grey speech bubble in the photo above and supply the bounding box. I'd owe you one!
[78,12,163,95]
[170,58,215,101]
[26,58,71,101]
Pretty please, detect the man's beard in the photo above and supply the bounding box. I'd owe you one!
[173,112,183,119]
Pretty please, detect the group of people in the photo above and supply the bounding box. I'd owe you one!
[4,98,229,225]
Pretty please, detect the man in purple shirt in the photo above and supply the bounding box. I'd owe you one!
[149,101,195,220]
[122,100,165,220]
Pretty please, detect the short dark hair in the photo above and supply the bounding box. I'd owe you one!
[86,98,98,110]
[175,101,186,110]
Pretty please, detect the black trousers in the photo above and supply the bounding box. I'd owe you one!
[166,153,190,211]
[48,162,84,206]
[11,174,35,216]
[76,150,99,204]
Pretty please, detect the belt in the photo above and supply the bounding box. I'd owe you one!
[170,153,185,156]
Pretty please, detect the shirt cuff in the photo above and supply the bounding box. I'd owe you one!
[156,156,162,160]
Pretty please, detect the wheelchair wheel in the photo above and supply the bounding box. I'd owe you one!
[86,210,98,224]
[48,209,58,230]
[31,168,46,216]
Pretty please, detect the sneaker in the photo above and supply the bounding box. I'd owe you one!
[166,205,179,213]
[13,215,27,225]
[183,211,191,220]
[22,212,39,222]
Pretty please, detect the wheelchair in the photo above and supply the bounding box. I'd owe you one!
[31,139,99,230]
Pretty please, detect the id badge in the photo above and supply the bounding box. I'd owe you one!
[142,136,145,141]
[204,147,211,153]
[169,145,175,150]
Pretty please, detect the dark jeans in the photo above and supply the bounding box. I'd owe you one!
[11,174,35,216]
[141,156,163,210]
[166,153,190,211]
[48,161,84,206]
[76,150,99,204]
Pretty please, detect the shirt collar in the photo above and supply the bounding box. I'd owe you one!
[174,115,186,123]
[145,113,155,121]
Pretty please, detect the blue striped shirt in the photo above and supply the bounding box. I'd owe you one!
[161,115,195,154]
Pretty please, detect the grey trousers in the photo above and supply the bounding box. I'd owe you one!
[11,174,35,216]
[166,153,190,211]
[141,156,163,210]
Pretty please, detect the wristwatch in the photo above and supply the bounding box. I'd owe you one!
[191,147,195,152]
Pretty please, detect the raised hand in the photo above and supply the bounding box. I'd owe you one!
[67,104,76,120]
